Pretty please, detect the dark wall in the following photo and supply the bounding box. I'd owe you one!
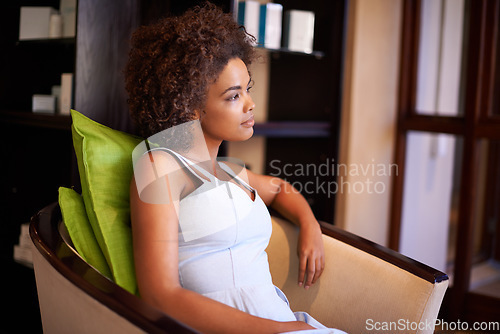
[75,0,231,134]
[75,0,140,133]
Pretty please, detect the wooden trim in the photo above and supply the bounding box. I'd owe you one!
[481,141,500,261]
[488,0,500,121]
[475,123,500,140]
[480,0,499,120]
[389,0,421,250]
[401,115,465,135]
[321,222,448,284]
[451,139,480,319]
[0,111,72,131]
[400,0,422,119]
[493,143,500,262]
[393,115,500,140]
[30,202,196,334]
[448,0,486,320]
[388,129,406,251]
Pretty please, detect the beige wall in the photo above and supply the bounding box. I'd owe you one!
[335,0,402,246]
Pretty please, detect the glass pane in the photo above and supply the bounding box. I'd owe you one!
[399,131,462,274]
[415,0,465,116]
[469,139,500,298]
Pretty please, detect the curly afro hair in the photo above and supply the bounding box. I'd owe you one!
[125,2,256,138]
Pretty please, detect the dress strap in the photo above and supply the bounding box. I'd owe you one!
[218,162,255,193]
[148,147,213,183]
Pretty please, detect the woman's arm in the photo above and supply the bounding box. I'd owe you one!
[247,170,325,290]
[130,153,313,333]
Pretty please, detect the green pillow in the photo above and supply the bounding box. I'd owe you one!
[71,109,142,294]
[58,186,112,278]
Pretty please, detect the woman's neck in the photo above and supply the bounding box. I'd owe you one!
[202,134,222,175]
[174,119,222,175]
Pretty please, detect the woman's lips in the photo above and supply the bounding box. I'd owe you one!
[241,114,255,127]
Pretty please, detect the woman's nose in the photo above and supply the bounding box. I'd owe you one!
[246,95,255,113]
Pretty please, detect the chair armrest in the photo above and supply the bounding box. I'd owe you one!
[318,221,448,284]
[267,216,449,334]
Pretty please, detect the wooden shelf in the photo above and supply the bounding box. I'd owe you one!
[16,37,76,46]
[253,121,330,137]
[0,110,71,130]
[257,46,325,59]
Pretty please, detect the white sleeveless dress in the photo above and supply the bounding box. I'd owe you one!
[155,148,346,333]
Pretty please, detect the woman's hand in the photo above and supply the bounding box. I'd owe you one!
[246,172,326,289]
[297,221,325,289]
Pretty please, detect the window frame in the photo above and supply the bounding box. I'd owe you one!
[390,0,500,321]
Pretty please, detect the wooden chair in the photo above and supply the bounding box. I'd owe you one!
[31,202,448,333]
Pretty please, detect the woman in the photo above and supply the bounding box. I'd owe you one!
[126,3,344,333]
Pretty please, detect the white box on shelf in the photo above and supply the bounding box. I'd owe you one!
[60,0,77,38]
[60,73,74,115]
[19,7,57,40]
[14,223,33,267]
[14,245,33,267]
[238,1,260,45]
[259,3,283,49]
[283,10,315,53]
[49,13,63,38]
[18,223,32,248]
[32,94,56,113]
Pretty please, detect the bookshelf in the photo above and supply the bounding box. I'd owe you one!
[0,110,71,130]
[0,3,76,331]
[140,0,346,223]
[0,0,347,246]
[0,0,76,249]
[254,121,331,138]
[239,0,347,223]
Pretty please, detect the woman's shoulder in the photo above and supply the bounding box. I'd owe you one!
[134,150,187,177]
[132,149,192,201]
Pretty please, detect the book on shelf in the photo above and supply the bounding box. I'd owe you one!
[238,1,260,45]
[19,1,76,40]
[19,7,58,40]
[32,95,56,114]
[60,0,77,38]
[60,73,74,115]
[259,3,283,50]
[283,10,315,54]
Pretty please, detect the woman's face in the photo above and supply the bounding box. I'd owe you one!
[199,57,255,143]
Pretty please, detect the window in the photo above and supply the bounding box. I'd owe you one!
[391,0,500,322]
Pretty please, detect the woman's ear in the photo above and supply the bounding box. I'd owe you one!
[194,109,204,120]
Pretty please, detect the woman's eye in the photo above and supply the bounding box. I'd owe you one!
[247,80,254,92]
[227,93,240,101]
